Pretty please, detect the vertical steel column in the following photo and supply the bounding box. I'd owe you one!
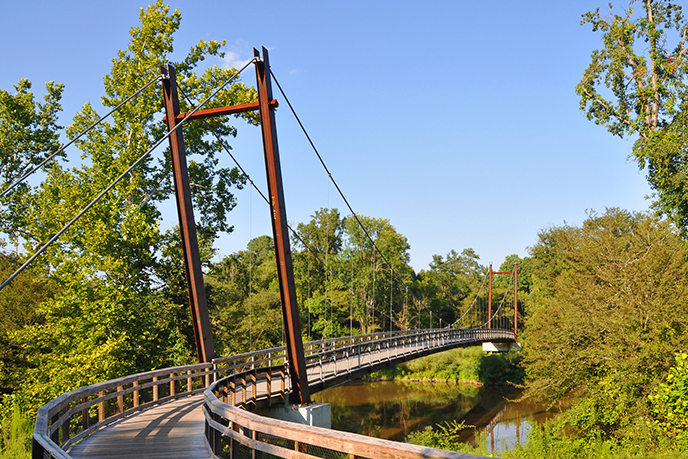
[488,264,492,329]
[254,47,310,405]
[161,65,216,363]
[514,263,518,337]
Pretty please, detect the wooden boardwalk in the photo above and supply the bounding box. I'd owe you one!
[68,394,210,459]
[51,330,511,459]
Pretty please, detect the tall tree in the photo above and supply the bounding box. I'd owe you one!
[577,0,688,233]
[524,208,688,438]
[417,249,485,327]
[12,1,257,409]
[0,80,63,245]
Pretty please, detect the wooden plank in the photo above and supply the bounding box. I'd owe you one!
[68,395,210,459]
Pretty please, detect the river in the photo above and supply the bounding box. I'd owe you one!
[311,380,559,455]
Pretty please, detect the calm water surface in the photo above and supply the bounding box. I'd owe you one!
[312,380,558,455]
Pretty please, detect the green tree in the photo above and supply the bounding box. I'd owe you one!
[0,79,63,245]
[343,215,413,334]
[524,208,688,438]
[207,235,280,355]
[649,353,688,444]
[577,1,688,233]
[294,208,345,304]
[0,254,54,396]
[418,248,484,327]
[10,1,256,410]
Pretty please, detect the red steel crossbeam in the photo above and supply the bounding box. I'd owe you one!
[163,99,278,123]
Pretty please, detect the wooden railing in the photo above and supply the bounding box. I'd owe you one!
[32,363,214,459]
[32,327,515,459]
[204,327,514,459]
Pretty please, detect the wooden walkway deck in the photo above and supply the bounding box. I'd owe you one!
[54,330,511,459]
[68,394,210,459]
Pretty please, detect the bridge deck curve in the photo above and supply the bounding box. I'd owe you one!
[68,394,209,459]
[37,329,514,459]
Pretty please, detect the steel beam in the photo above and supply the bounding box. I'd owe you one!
[514,263,518,337]
[488,264,492,329]
[165,99,278,123]
[254,47,310,405]
[161,65,216,363]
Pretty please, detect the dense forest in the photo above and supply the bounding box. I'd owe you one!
[2,1,688,458]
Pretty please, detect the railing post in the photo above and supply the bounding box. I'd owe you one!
[61,406,69,445]
[50,412,59,444]
[213,412,222,454]
[153,377,159,402]
[253,430,264,459]
[32,437,44,459]
[170,373,176,396]
[133,381,140,407]
[187,370,193,392]
[267,372,272,406]
[117,386,124,414]
[241,376,247,407]
[81,397,89,431]
[98,391,105,422]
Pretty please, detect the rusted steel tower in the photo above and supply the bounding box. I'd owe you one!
[161,47,310,404]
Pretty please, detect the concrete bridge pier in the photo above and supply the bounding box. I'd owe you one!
[265,403,332,428]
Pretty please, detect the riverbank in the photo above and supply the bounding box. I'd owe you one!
[365,346,524,386]
[408,420,688,459]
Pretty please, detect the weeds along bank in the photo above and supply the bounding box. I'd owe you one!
[368,346,524,386]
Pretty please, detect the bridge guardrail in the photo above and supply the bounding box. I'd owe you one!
[204,327,514,459]
[33,327,515,458]
[32,362,214,459]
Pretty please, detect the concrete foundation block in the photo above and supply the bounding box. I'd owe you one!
[266,402,331,429]
[482,342,518,353]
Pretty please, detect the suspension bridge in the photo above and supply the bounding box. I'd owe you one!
[6,48,521,458]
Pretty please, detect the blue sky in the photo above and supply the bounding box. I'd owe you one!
[0,1,652,272]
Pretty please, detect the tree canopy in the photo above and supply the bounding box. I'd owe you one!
[0,0,258,410]
[577,0,688,234]
[524,208,688,437]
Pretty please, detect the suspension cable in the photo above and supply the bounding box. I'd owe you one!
[479,270,514,329]
[0,74,163,199]
[450,269,489,327]
[269,70,423,312]
[0,59,257,293]
[176,84,399,329]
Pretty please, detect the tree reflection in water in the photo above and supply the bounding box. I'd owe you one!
[312,380,559,452]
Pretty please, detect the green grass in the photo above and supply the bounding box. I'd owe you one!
[369,346,524,385]
[0,402,32,459]
[407,418,688,459]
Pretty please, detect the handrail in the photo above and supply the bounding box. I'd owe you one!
[203,327,514,459]
[32,327,515,458]
[32,362,214,458]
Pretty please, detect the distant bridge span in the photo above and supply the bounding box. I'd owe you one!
[33,327,515,459]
